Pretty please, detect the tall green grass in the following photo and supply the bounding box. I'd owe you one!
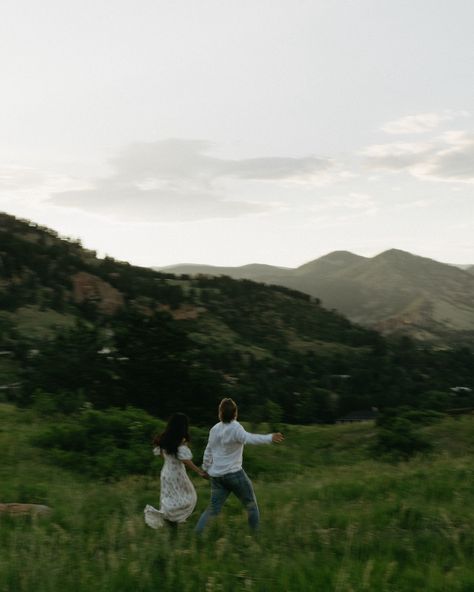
[2,404,474,591]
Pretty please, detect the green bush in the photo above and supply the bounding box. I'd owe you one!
[31,388,86,416]
[32,407,164,479]
[401,408,445,425]
[372,416,432,461]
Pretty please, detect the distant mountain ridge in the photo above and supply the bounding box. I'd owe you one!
[157,249,474,345]
[158,262,292,282]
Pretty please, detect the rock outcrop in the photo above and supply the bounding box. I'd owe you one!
[71,271,124,315]
[0,503,52,516]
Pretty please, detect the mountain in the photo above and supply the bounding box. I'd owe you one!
[294,251,368,277]
[159,249,474,345]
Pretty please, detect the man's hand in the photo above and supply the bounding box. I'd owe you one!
[200,471,210,480]
[271,432,284,443]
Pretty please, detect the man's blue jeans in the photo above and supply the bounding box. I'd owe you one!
[195,469,259,533]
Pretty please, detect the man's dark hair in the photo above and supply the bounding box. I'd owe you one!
[219,398,238,423]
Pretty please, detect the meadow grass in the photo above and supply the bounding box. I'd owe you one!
[1,404,474,591]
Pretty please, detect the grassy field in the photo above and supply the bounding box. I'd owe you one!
[1,403,474,591]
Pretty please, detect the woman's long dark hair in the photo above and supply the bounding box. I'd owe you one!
[153,413,190,456]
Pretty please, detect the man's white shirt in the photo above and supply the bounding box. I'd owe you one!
[202,420,272,477]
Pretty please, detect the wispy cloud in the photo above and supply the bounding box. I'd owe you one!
[381,110,470,134]
[362,132,474,183]
[0,166,81,206]
[50,139,334,221]
[362,142,434,170]
[421,131,474,182]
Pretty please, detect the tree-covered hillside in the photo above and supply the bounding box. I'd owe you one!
[1,212,473,424]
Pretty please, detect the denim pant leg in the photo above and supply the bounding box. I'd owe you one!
[195,477,230,534]
[226,470,260,530]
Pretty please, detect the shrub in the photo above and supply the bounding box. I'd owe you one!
[31,388,86,416]
[32,407,164,479]
[372,415,432,461]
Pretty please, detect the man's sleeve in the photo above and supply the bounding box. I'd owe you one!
[235,423,273,445]
[201,435,213,471]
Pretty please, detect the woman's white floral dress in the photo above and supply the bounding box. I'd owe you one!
[144,444,197,528]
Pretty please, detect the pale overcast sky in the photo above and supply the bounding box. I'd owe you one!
[0,0,473,267]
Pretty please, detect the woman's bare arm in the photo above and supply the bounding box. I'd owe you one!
[181,458,209,479]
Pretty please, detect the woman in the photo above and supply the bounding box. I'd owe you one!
[144,413,208,529]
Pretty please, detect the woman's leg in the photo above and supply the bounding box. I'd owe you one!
[195,477,230,534]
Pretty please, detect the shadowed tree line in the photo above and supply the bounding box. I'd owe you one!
[9,314,473,426]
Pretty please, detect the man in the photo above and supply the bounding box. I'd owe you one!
[195,397,284,533]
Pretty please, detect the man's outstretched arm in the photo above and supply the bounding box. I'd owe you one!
[236,424,284,445]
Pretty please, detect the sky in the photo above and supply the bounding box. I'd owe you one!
[0,0,473,268]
